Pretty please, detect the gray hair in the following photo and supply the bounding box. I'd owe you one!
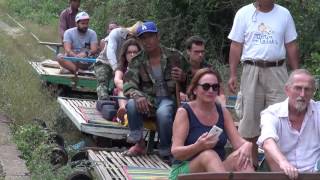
[286,69,316,90]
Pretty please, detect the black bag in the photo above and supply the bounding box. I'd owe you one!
[96,100,117,120]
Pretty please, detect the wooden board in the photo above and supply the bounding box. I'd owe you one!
[29,61,97,91]
[57,97,151,139]
[88,149,171,180]
[178,172,319,180]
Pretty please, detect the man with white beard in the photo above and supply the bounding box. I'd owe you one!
[257,69,320,180]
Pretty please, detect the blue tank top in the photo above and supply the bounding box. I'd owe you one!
[183,103,227,160]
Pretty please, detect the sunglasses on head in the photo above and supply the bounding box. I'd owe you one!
[198,83,220,91]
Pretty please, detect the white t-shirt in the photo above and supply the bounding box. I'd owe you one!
[228,4,297,61]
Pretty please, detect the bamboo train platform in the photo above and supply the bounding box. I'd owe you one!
[57,97,153,140]
[87,149,170,180]
[29,60,97,92]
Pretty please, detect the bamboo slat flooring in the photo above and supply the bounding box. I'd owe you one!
[88,149,171,180]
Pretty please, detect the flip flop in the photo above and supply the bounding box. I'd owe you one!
[116,107,126,123]
[122,143,146,157]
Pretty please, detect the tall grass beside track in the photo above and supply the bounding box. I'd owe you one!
[0,10,76,179]
[0,25,58,128]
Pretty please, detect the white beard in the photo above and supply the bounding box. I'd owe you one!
[295,97,308,112]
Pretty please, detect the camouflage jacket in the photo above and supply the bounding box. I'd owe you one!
[123,46,189,106]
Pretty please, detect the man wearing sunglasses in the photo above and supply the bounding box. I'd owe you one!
[123,21,189,162]
[227,0,299,167]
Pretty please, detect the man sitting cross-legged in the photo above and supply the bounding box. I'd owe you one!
[56,11,98,74]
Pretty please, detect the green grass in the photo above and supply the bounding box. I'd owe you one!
[0,6,77,179]
[0,21,58,127]
[14,124,74,180]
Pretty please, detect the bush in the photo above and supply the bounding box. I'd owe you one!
[282,0,320,100]
[14,124,73,180]
[7,0,66,25]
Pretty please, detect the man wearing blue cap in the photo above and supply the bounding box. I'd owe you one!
[123,21,189,161]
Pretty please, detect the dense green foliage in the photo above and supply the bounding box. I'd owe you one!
[1,1,320,179]
[285,0,320,99]
[0,2,69,178]
[14,124,73,180]
[7,0,66,24]
[6,0,320,91]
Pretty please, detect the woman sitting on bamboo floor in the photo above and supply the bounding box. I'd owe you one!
[114,38,141,122]
[169,68,254,179]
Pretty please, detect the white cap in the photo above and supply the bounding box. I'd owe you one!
[75,11,90,23]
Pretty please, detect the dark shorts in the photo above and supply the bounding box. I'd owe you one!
[77,62,92,70]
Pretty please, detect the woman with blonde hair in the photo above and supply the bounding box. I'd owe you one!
[170,68,254,179]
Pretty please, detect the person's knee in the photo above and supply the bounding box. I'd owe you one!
[199,149,220,160]
[156,103,174,120]
[56,53,64,62]
[194,150,222,168]
[56,56,64,64]
[156,109,173,127]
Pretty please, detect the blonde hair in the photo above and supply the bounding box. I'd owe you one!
[126,21,143,35]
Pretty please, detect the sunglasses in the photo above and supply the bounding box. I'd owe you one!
[198,83,220,91]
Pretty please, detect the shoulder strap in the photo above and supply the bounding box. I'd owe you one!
[215,103,225,127]
[181,103,192,119]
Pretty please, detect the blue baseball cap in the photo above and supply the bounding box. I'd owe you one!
[136,21,158,37]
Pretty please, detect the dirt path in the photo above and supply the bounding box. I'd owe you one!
[0,114,30,180]
[0,20,23,38]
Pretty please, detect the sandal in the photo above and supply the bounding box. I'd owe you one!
[116,107,126,123]
[122,143,146,157]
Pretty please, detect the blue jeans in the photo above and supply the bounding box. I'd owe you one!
[126,96,175,157]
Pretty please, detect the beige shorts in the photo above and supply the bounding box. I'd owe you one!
[238,63,288,138]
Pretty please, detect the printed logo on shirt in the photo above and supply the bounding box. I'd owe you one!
[85,42,90,49]
[253,23,278,45]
